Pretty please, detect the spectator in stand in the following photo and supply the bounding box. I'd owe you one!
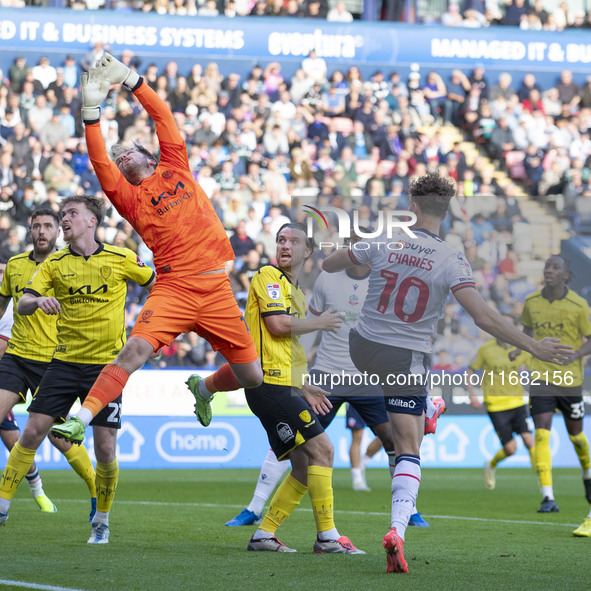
[580,77,591,110]
[489,73,515,102]
[31,56,57,91]
[529,0,548,25]
[422,72,449,124]
[441,2,463,26]
[304,0,328,18]
[502,0,529,27]
[327,1,353,22]
[556,70,580,113]
[301,50,328,86]
[517,73,542,102]
[8,57,29,95]
[488,116,515,163]
[446,70,471,126]
[552,0,575,29]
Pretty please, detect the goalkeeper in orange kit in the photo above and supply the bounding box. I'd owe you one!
[52,53,262,445]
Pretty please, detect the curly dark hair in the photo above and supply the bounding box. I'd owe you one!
[409,172,456,219]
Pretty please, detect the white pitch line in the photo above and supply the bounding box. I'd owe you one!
[0,580,88,591]
[49,499,581,528]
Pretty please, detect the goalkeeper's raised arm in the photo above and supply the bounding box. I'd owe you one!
[96,52,183,148]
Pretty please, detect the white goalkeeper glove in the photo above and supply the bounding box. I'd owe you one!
[81,68,111,122]
[96,52,140,90]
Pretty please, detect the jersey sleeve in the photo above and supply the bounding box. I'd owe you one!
[468,344,485,371]
[85,123,137,219]
[521,298,533,329]
[251,267,289,318]
[348,240,373,265]
[579,300,591,337]
[121,249,156,287]
[24,259,54,297]
[446,252,476,295]
[133,81,189,171]
[308,271,326,316]
[0,259,12,297]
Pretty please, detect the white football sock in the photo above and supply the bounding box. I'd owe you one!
[247,449,289,516]
[391,454,421,541]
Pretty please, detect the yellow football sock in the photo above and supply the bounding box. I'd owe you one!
[0,442,36,501]
[64,444,97,498]
[259,473,307,534]
[490,449,507,469]
[528,446,536,469]
[308,465,335,534]
[96,459,119,514]
[569,432,591,471]
[535,429,552,488]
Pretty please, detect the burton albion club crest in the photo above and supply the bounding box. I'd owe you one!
[100,266,111,280]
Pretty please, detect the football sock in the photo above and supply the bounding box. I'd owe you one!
[351,467,364,485]
[569,432,591,475]
[25,467,44,498]
[64,444,97,497]
[528,446,536,469]
[490,449,507,469]
[203,363,241,397]
[95,458,118,515]
[247,449,289,516]
[0,442,36,502]
[425,396,436,420]
[535,429,552,489]
[308,465,338,538]
[81,364,129,423]
[255,473,307,538]
[587,508,591,519]
[391,454,421,541]
[93,510,109,526]
[387,450,396,479]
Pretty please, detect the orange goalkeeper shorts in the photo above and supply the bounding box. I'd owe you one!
[131,272,258,364]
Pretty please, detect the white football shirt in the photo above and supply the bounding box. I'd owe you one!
[308,269,370,375]
[350,229,475,353]
[0,300,14,340]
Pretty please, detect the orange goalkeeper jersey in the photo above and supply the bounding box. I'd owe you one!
[85,81,234,277]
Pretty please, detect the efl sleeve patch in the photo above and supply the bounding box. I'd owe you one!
[266,284,281,300]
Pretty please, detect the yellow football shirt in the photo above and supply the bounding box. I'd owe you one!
[0,251,57,362]
[522,288,591,387]
[469,339,530,412]
[25,243,154,365]
[245,265,307,388]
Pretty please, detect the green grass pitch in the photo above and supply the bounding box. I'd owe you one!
[1,468,589,590]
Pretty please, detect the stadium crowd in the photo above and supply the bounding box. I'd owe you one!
[4,0,591,27]
[0,42,589,369]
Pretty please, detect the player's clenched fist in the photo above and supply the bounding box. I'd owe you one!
[95,52,140,89]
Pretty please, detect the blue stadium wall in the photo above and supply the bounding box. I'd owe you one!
[7,369,591,470]
[2,8,591,87]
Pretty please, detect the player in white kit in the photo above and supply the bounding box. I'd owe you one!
[322,172,572,573]
[226,234,438,527]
